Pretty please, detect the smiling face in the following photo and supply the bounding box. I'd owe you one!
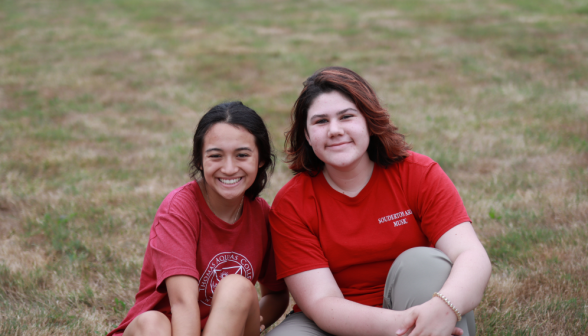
[201,122,260,203]
[305,90,371,171]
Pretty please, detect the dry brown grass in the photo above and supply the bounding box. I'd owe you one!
[1,0,587,335]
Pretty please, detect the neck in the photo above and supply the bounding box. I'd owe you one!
[198,180,244,224]
[323,157,374,198]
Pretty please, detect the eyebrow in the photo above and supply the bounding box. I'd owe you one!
[309,108,358,122]
[205,147,253,153]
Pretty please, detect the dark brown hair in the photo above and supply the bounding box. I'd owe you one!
[285,66,411,174]
[189,101,275,200]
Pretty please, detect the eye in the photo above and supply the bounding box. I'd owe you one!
[314,118,328,125]
[237,153,251,158]
[207,153,222,159]
[341,114,354,120]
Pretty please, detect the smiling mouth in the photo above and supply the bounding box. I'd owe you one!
[218,177,242,185]
[327,142,351,148]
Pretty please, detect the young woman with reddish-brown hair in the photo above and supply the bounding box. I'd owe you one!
[268,67,491,336]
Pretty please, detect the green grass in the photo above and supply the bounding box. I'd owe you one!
[1,0,587,335]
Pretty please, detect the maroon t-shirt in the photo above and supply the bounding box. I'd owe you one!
[270,151,470,310]
[108,181,285,336]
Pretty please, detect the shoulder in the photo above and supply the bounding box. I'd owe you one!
[397,151,437,169]
[377,151,450,197]
[272,172,314,208]
[383,151,439,177]
[150,181,201,237]
[157,181,200,215]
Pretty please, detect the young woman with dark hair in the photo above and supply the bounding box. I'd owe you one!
[269,67,491,336]
[108,101,289,336]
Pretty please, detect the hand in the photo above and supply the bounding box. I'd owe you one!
[395,299,463,336]
[259,315,265,333]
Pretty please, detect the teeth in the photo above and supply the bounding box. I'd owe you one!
[219,178,241,184]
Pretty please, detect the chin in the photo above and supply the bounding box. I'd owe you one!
[327,162,353,170]
[219,191,243,200]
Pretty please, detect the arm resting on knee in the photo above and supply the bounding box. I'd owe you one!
[397,222,491,335]
[285,268,408,336]
[167,275,201,336]
[435,222,492,315]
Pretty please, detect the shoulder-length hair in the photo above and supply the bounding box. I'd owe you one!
[189,101,275,200]
[285,66,411,174]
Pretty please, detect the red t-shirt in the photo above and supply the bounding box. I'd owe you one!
[108,181,286,336]
[269,152,470,309]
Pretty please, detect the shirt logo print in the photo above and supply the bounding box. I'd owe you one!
[378,209,413,226]
[199,252,253,306]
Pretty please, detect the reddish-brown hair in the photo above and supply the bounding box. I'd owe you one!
[285,66,411,174]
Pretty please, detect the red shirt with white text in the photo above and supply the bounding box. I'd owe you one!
[269,152,470,308]
[108,181,285,336]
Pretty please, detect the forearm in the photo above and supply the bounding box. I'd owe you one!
[437,247,492,315]
[259,290,289,328]
[305,296,404,336]
[170,301,201,336]
[286,268,407,336]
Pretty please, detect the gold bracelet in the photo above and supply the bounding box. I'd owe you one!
[433,292,462,322]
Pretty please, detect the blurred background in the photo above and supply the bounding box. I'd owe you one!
[0,0,587,334]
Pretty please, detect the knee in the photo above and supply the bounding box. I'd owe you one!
[130,311,171,336]
[267,313,327,336]
[394,247,452,278]
[214,274,258,305]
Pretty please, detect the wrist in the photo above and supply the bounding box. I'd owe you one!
[384,308,407,336]
[432,292,461,322]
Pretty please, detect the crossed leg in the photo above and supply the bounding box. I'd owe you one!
[268,247,476,336]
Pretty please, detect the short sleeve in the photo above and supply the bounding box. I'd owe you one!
[269,193,329,279]
[150,194,201,292]
[409,161,471,245]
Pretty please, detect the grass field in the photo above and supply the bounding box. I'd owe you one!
[1,0,587,335]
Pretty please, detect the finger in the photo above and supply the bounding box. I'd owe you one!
[396,326,414,336]
[405,319,423,336]
[396,312,417,335]
[452,327,464,336]
[407,326,420,336]
[260,325,266,333]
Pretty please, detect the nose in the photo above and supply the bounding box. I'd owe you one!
[327,120,344,138]
[220,157,239,175]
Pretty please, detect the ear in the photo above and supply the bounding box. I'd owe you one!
[305,130,312,147]
[258,160,264,168]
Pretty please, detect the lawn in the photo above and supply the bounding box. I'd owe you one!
[0,0,587,335]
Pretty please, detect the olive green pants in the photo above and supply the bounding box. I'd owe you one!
[268,247,475,336]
